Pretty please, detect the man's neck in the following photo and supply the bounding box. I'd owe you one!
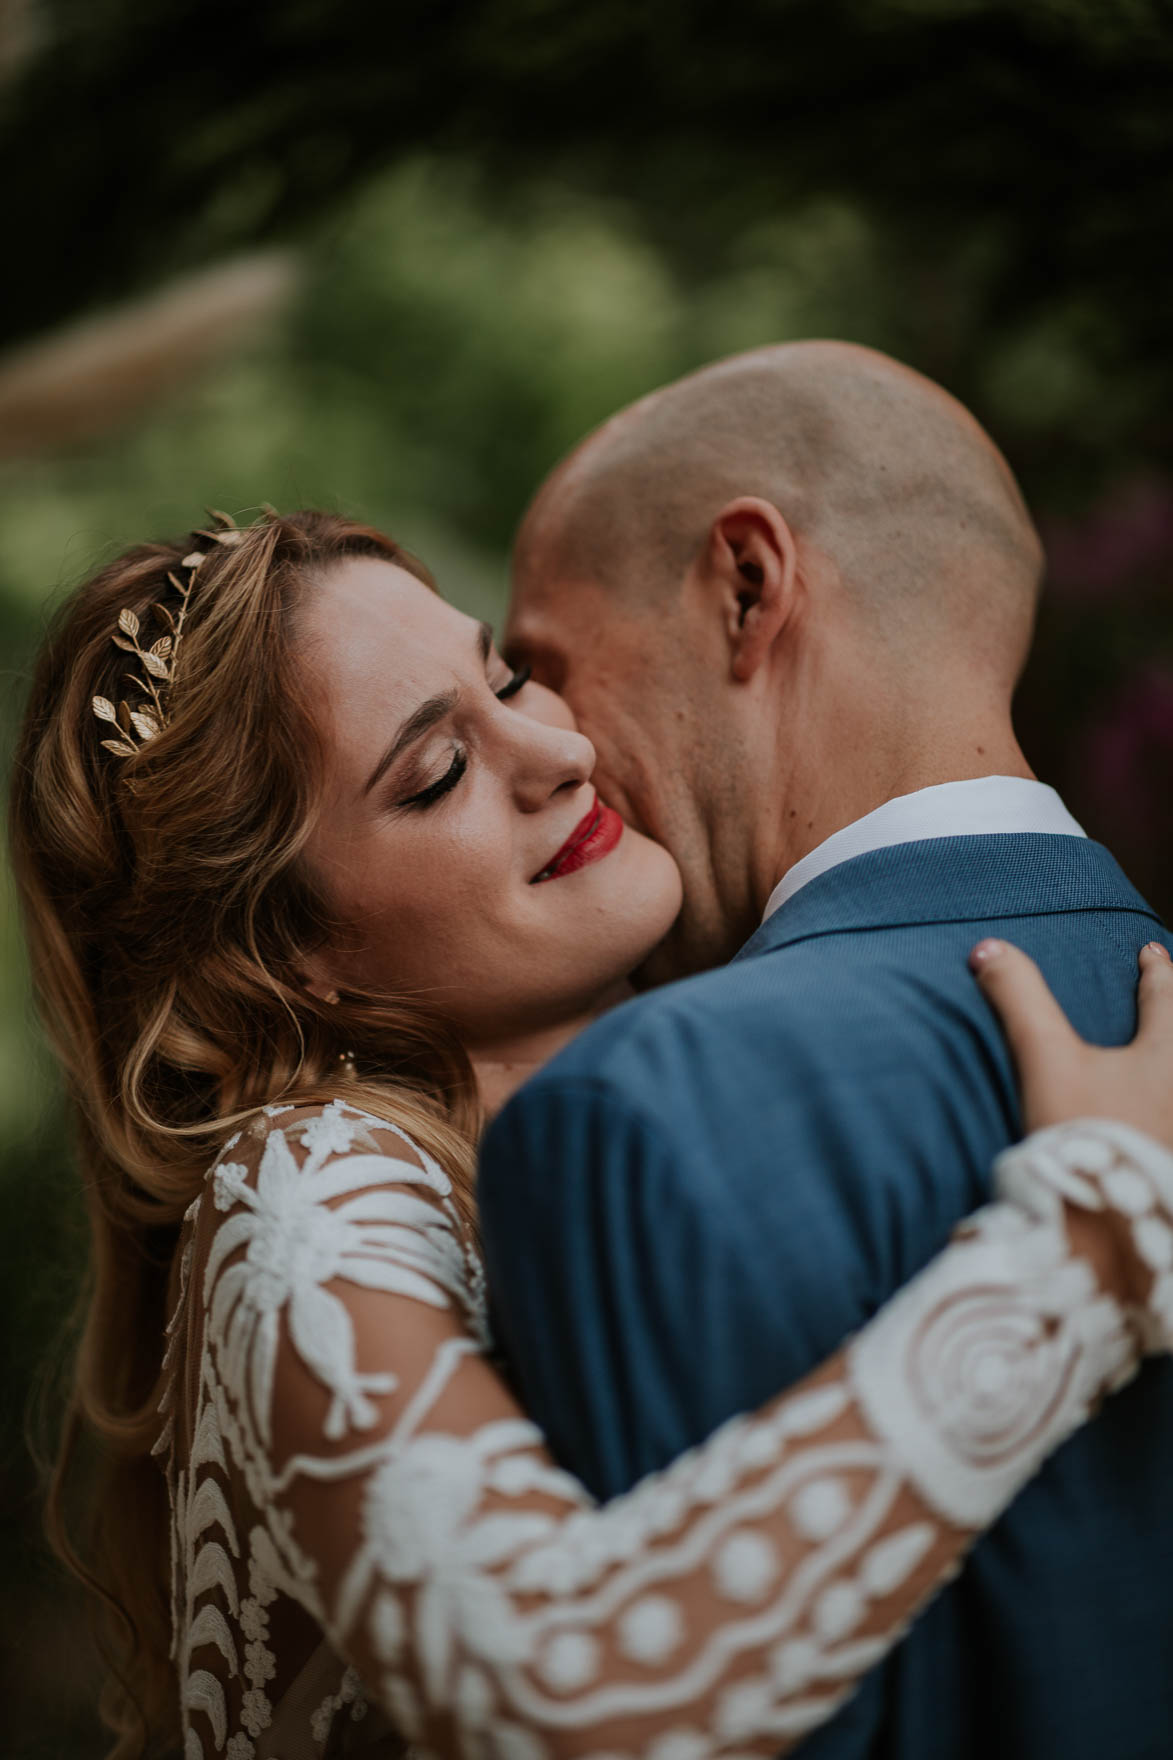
[751,719,1034,922]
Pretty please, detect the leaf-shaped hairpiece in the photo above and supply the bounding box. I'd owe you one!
[93,511,249,762]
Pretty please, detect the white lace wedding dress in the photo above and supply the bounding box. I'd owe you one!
[155,1098,1173,1760]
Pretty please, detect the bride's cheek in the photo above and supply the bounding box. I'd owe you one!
[428,819,506,910]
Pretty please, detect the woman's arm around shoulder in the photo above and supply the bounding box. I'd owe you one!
[170,1065,1173,1760]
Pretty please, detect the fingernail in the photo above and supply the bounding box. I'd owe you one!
[969,939,1005,970]
[1141,941,1170,962]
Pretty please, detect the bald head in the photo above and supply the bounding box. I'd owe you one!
[516,341,1043,679]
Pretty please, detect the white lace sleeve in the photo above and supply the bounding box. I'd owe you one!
[161,1100,1169,1760]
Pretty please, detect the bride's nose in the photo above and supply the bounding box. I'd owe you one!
[506,714,596,811]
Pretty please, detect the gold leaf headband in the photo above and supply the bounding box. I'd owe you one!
[91,509,244,757]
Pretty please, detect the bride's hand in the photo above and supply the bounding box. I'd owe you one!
[970,937,1173,1143]
[970,937,1173,1345]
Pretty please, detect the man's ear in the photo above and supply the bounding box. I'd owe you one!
[700,497,799,682]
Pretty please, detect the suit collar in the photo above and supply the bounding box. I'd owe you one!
[761,777,1086,921]
[733,834,1163,962]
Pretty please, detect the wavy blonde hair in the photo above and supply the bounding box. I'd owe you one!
[8,510,482,1757]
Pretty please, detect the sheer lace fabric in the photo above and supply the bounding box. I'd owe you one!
[157,1099,1148,1760]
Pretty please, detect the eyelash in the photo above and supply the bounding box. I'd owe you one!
[403,748,468,810]
[494,662,531,701]
[400,664,532,809]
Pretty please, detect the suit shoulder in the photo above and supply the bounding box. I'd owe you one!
[520,936,967,1121]
[480,938,994,1299]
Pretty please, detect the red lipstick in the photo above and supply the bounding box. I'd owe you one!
[532,794,624,883]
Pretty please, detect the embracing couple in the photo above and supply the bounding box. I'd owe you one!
[12,341,1173,1760]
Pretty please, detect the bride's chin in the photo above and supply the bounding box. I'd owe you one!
[520,877,683,1041]
[454,846,683,1051]
[591,851,687,998]
[587,877,684,1003]
[626,840,686,947]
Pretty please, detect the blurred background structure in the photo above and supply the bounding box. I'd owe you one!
[2,2,1172,1752]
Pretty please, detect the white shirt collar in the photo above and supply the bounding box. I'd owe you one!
[762,776,1087,923]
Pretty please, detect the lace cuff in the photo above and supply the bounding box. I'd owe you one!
[995,1118,1173,1351]
[849,1197,1136,1529]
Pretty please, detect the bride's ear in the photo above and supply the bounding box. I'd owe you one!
[700,497,799,682]
[296,950,342,1008]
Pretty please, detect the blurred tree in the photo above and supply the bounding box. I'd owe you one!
[2,0,1171,395]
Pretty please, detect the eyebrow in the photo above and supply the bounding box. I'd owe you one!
[362,621,494,798]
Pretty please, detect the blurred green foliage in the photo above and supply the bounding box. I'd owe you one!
[2,2,1172,1752]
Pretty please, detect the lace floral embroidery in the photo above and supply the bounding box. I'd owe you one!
[159,1102,1163,1760]
[162,1101,480,1756]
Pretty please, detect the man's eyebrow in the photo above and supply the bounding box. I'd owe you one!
[361,621,495,799]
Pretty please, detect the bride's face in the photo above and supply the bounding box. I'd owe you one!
[298,558,683,1044]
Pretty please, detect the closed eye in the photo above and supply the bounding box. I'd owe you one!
[400,748,468,809]
[399,662,530,808]
[494,662,531,702]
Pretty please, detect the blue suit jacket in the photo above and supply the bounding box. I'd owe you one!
[478,834,1173,1760]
